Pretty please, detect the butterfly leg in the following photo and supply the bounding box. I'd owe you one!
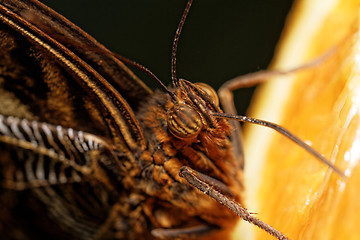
[179,166,289,240]
[217,48,335,169]
[149,170,235,239]
[150,171,238,239]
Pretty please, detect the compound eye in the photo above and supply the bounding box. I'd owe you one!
[167,104,203,139]
[194,82,219,106]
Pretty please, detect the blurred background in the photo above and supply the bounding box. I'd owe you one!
[39,0,293,115]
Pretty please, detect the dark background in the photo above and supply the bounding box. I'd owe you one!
[39,0,293,115]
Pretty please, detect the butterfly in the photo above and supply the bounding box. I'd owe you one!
[0,0,344,240]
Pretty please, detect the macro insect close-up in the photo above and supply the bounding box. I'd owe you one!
[0,0,359,240]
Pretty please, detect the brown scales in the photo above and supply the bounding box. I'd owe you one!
[136,80,244,238]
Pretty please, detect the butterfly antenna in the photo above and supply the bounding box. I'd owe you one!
[171,0,193,86]
[114,53,176,100]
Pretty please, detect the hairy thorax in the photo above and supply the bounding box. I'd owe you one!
[134,82,244,239]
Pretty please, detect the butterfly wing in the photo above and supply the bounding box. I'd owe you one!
[1,0,153,110]
[0,0,150,239]
[0,0,149,151]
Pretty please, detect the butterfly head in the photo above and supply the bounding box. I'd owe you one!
[167,79,223,140]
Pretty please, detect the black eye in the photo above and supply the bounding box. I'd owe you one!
[194,82,219,106]
[167,104,203,139]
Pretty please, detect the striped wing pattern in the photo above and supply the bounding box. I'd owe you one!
[0,116,126,239]
[0,0,149,239]
[0,114,108,190]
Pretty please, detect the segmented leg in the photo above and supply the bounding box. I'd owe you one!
[179,166,289,240]
[217,48,335,169]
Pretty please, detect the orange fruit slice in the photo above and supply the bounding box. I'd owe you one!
[234,0,360,239]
